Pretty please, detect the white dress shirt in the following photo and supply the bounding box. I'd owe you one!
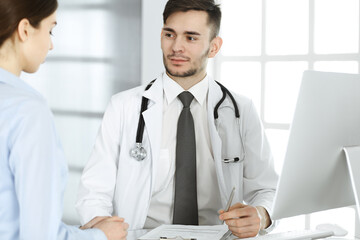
[144,73,223,228]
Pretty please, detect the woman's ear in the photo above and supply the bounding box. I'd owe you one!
[208,36,223,58]
[17,19,33,42]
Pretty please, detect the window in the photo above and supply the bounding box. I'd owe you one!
[215,0,359,234]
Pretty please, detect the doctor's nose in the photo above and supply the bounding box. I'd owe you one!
[172,38,185,53]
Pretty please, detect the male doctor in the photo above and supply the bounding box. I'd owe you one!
[76,0,278,238]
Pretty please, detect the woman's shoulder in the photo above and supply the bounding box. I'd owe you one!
[1,83,51,124]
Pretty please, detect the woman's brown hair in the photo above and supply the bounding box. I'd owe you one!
[0,0,58,47]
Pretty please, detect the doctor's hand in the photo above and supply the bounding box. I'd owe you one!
[80,216,110,229]
[93,216,129,240]
[219,203,271,239]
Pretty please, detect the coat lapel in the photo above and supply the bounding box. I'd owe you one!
[142,75,164,195]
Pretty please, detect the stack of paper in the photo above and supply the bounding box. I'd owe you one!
[138,224,231,240]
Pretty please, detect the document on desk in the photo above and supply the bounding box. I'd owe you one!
[138,224,230,240]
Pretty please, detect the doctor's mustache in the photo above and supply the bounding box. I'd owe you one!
[166,54,190,60]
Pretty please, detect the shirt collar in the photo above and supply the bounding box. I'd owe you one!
[162,72,209,106]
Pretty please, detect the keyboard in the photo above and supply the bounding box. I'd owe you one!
[241,229,334,240]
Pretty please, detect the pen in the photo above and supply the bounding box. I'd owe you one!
[220,230,232,240]
[222,187,235,224]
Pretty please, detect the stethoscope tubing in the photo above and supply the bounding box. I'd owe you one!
[131,79,244,162]
[135,80,156,144]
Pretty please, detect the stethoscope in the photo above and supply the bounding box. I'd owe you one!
[130,79,246,163]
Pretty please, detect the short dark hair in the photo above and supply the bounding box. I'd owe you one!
[0,0,58,47]
[163,0,221,40]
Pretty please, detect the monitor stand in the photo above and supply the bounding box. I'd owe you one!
[356,210,360,238]
[343,146,360,237]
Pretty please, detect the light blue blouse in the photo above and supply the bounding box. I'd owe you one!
[0,68,106,240]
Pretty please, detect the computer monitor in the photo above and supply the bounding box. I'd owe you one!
[271,70,360,221]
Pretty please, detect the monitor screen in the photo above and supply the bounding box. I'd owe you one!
[271,70,360,220]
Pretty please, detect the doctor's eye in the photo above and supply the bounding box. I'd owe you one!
[164,33,175,38]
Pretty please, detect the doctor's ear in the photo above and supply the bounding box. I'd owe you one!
[208,36,223,58]
[17,18,34,42]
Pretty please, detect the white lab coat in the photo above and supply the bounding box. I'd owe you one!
[76,74,278,231]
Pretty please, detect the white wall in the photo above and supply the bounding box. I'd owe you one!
[141,0,167,83]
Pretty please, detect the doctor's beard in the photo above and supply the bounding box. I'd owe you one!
[163,48,210,78]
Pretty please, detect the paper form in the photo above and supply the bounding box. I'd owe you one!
[138,224,229,240]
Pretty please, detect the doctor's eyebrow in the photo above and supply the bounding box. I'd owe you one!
[184,31,201,36]
[162,27,176,33]
[162,27,201,36]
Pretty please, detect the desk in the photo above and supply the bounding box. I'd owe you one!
[327,238,360,240]
[127,230,360,240]
[127,229,233,240]
[128,229,149,240]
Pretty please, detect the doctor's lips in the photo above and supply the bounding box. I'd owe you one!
[167,55,190,65]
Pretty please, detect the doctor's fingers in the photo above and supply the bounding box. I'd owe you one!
[81,216,111,229]
[93,217,129,231]
[218,203,245,220]
[225,212,261,239]
[228,202,247,211]
[122,222,129,230]
[228,224,259,239]
[103,218,129,230]
[105,216,126,223]
[95,221,129,240]
[225,215,260,229]
[220,205,258,220]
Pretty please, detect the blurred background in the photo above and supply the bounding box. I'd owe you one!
[22,0,360,234]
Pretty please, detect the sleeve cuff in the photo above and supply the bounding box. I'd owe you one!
[77,207,112,226]
[259,219,278,235]
[257,204,278,235]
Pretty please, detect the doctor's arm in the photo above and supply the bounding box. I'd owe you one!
[219,101,278,237]
[76,97,122,226]
[242,101,278,230]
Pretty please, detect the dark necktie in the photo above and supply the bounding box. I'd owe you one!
[173,91,198,225]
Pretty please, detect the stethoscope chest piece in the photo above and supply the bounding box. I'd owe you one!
[130,143,147,161]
